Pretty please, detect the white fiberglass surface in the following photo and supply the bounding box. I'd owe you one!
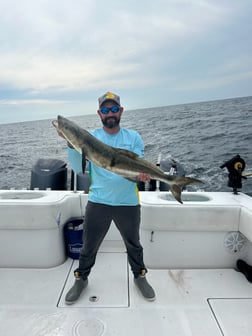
[0,259,73,306]
[1,261,252,335]
[209,299,252,336]
[0,191,46,200]
[58,252,129,308]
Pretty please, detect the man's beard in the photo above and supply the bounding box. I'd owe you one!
[102,116,120,129]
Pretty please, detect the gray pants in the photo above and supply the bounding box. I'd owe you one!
[75,201,146,279]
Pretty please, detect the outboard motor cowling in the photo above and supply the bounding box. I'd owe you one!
[147,155,186,191]
[30,158,67,190]
[159,158,186,191]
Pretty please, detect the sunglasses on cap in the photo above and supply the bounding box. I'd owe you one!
[100,105,120,114]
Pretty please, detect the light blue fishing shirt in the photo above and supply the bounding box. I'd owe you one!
[68,127,144,206]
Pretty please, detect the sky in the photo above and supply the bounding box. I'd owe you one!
[0,0,252,124]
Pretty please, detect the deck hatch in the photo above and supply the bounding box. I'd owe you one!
[208,298,252,336]
[58,252,129,308]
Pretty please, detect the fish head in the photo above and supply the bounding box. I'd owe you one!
[52,115,68,131]
[52,115,83,152]
[52,115,67,131]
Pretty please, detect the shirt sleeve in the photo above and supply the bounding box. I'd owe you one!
[67,147,83,173]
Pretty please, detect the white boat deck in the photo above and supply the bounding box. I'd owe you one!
[1,190,252,335]
[1,252,252,336]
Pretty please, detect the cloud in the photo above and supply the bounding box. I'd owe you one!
[0,99,69,106]
[0,0,251,110]
[0,52,143,92]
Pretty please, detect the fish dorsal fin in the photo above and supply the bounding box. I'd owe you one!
[114,148,139,159]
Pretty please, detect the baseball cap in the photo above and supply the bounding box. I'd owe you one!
[98,91,120,107]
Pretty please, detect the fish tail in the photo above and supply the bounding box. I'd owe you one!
[169,184,183,204]
[166,176,203,204]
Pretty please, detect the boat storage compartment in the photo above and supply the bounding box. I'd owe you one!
[0,190,83,268]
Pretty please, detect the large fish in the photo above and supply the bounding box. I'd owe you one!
[52,115,203,203]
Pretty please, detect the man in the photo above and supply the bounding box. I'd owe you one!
[63,91,155,304]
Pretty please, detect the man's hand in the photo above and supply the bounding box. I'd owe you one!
[137,172,150,182]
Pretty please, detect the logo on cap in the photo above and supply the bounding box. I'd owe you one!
[98,91,120,107]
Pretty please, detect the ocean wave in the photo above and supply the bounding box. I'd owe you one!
[1,96,252,193]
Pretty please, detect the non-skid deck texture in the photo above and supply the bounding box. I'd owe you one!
[59,253,129,308]
[0,253,252,336]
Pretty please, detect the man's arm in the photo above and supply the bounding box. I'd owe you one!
[67,147,83,174]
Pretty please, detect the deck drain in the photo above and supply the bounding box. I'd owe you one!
[89,295,99,302]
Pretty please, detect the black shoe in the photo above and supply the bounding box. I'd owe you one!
[237,259,252,282]
[134,275,156,301]
[65,278,88,305]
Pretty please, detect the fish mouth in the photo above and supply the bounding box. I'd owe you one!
[52,120,58,129]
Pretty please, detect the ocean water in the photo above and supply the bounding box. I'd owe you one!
[0,96,252,195]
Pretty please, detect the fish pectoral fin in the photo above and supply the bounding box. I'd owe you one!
[82,154,86,173]
[114,148,139,159]
[170,185,183,204]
